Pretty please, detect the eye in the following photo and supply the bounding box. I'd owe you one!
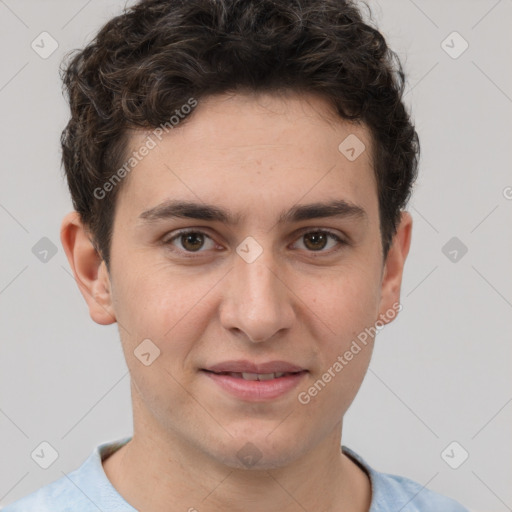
[163,229,217,255]
[163,228,346,258]
[291,229,346,254]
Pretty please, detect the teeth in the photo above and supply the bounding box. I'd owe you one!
[213,371,298,380]
[238,372,288,380]
[257,373,276,381]
[241,372,259,380]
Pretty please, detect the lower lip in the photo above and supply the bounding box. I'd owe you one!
[202,370,307,401]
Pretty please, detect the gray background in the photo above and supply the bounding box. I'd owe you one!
[1,1,511,510]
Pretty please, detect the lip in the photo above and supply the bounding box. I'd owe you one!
[201,360,308,402]
[204,360,305,374]
[202,370,308,401]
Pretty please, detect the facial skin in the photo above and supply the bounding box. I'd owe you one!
[61,91,412,512]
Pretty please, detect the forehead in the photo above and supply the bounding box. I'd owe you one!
[115,92,377,224]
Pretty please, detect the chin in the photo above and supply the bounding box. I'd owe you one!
[208,427,309,471]
[219,448,300,471]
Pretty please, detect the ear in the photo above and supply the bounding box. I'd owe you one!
[377,211,412,324]
[60,211,116,325]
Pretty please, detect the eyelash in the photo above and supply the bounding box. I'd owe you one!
[162,228,347,259]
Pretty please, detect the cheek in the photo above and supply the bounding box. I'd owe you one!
[112,266,209,409]
[111,262,219,359]
[309,263,382,334]
[299,264,380,392]
[296,284,377,417]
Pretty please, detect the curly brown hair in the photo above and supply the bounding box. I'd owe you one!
[60,0,419,269]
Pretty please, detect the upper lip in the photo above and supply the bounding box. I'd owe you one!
[203,360,306,374]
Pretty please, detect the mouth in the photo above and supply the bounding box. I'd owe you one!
[200,361,308,401]
[202,370,306,380]
[203,359,306,374]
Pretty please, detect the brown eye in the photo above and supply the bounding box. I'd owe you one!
[294,230,345,254]
[164,230,216,255]
[163,228,346,259]
[180,232,205,252]
[303,232,329,251]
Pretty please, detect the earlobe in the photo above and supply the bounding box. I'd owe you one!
[60,211,117,326]
[377,211,412,323]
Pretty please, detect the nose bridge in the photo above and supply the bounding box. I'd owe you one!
[221,241,292,342]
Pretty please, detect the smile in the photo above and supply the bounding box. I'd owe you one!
[209,371,296,380]
[201,369,308,401]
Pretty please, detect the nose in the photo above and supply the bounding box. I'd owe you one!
[219,247,295,343]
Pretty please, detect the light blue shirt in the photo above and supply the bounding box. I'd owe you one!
[2,437,470,511]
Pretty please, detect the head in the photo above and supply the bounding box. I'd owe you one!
[60,0,418,469]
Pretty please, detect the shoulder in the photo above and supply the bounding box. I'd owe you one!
[1,437,133,512]
[342,446,470,512]
[373,471,470,511]
[1,473,95,512]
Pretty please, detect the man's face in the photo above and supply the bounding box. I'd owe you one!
[91,92,405,468]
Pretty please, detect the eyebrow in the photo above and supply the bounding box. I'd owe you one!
[138,198,367,226]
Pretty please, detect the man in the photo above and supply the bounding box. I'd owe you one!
[3,0,469,510]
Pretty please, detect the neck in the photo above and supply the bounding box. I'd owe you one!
[103,399,371,512]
